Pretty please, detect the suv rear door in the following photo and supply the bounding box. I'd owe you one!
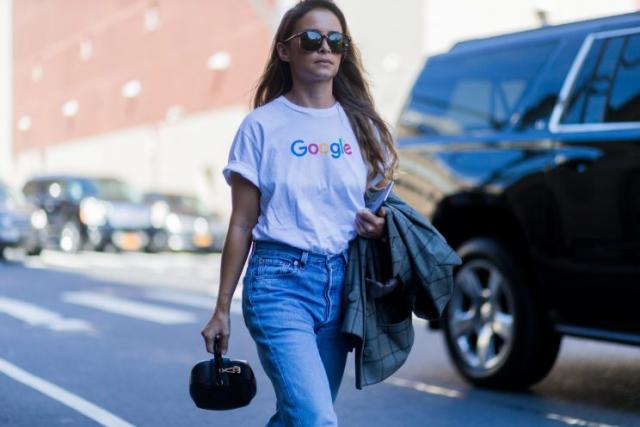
[546,28,640,336]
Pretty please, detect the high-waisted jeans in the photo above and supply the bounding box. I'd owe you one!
[242,240,351,427]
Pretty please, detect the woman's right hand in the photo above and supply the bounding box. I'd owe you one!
[201,310,230,355]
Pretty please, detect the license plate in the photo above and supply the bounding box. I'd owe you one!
[193,233,213,247]
[119,232,142,251]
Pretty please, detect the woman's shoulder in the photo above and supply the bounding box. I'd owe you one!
[248,96,285,120]
[240,98,285,134]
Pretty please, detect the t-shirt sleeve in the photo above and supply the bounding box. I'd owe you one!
[222,123,261,189]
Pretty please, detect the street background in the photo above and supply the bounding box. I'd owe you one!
[2,0,640,218]
[1,249,639,427]
[1,1,640,426]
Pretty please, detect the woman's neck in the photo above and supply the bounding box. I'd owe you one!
[285,82,335,109]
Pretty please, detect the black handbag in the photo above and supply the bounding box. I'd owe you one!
[189,337,257,410]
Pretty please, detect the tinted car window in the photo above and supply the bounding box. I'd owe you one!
[561,33,640,124]
[399,42,556,136]
[607,34,640,122]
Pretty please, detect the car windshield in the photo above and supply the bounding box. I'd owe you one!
[86,179,141,202]
[399,42,556,136]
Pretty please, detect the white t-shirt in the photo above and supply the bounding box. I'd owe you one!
[223,95,369,254]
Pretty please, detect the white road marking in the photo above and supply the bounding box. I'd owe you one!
[385,376,619,427]
[0,297,94,332]
[62,292,197,324]
[546,413,620,427]
[384,376,464,398]
[38,251,92,269]
[145,290,243,315]
[0,357,134,427]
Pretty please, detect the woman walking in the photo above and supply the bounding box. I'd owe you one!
[201,1,398,425]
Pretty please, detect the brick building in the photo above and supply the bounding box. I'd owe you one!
[9,0,278,215]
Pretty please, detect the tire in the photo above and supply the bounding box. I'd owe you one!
[442,237,561,390]
[26,246,43,256]
[59,221,83,253]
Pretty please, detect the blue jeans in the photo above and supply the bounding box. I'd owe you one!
[242,240,351,427]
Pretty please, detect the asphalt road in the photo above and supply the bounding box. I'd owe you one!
[0,249,638,427]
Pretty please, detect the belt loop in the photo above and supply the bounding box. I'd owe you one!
[300,250,309,266]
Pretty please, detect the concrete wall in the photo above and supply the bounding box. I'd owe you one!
[14,105,246,217]
[338,0,425,127]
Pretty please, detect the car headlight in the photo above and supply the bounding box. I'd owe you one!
[194,217,209,234]
[79,197,108,226]
[150,201,169,228]
[30,209,48,229]
[166,213,182,233]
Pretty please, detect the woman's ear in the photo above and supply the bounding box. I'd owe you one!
[276,42,291,63]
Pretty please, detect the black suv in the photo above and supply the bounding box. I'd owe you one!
[22,176,155,253]
[395,13,640,389]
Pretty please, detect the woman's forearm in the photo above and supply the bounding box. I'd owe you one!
[215,223,254,314]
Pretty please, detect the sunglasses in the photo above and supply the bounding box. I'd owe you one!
[283,30,350,54]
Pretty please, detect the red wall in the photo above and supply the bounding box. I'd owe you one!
[13,0,275,153]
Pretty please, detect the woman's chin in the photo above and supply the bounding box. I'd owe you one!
[306,72,337,83]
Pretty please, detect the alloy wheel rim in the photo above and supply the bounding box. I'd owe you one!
[448,258,515,373]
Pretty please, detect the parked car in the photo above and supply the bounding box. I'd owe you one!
[22,176,155,253]
[394,13,640,389]
[143,192,226,253]
[0,182,46,257]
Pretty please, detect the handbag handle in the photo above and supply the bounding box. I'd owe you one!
[213,335,224,386]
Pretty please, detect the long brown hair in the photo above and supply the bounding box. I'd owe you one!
[252,0,398,184]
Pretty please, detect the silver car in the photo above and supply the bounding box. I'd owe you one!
[143,192,226,253]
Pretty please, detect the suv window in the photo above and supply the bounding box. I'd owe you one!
[608,34,640,122]
[561,33,640,125]
[399,42,556,136]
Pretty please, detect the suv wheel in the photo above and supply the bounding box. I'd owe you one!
[442,237,561,389]
[26,246,42,256]
[59,221,83,253]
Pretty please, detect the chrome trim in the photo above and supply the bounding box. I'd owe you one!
[219,366,241,374]
[548,26,640,134]
[548,34,596,132]
[555,324,640,345]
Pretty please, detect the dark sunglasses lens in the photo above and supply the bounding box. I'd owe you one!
[300,31,323,51]
[327,33,347,53]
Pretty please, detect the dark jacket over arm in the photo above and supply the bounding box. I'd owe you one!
[341,192,462,389]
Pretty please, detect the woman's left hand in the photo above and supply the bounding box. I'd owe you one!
[355,207,386,239]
